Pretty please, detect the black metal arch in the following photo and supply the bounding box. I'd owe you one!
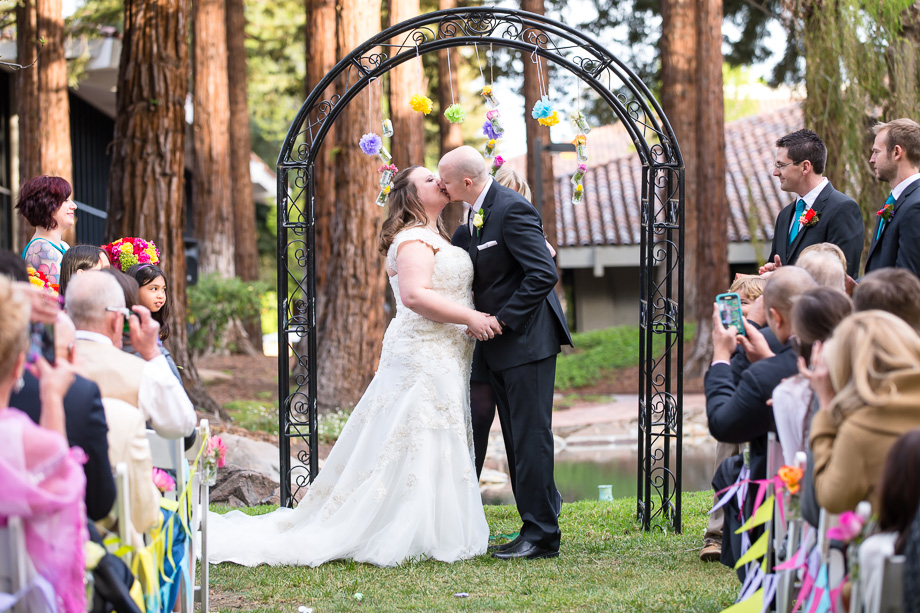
[276,7,685,531]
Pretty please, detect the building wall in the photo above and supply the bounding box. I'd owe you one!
[571,266,641,331]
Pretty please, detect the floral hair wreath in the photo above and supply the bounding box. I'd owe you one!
[102,237,160,272]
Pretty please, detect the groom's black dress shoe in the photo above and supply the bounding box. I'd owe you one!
[490,540,559,560]
[487,535,523,553]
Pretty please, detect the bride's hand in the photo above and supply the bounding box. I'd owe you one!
[466,311,502,341]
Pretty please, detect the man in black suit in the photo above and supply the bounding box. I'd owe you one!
[865,118,920,276]
[10,314,116,521]
[764,129,864,278]
[439,146,572,560]
[706,266,816,577]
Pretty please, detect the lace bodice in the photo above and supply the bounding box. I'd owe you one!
[386,227,474,315]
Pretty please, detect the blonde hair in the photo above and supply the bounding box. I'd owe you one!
[797,249,846,291]
[495,167,533,202]
[824,310,920,423]
[0,276,31,377]
[729,275,765,300]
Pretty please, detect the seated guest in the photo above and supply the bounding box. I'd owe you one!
[853,267,920,331]
[773,287,852,464]
[97,397,161,548]
[65,271,195,439]
[59,244,109,297]
[796,244,847,292]
[858,429,920,613]
[805,311,920,512]
[1,251,116,522]
[0,277,87,612]
[707,266,817,575]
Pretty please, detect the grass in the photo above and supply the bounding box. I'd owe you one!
[223,400,278,435]
[207,490,737,612]
[555,323,696,391]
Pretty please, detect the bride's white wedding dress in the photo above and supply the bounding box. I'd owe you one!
[208,227,489,567]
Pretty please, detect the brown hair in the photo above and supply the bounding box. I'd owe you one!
[792,287,853,366]
[877,429,920,553]
[377,166,448,256]
[854,267,920,331]
[873,118,920,167]
[0,276,31,377]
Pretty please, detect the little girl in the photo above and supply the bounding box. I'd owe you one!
[127,263,170,341]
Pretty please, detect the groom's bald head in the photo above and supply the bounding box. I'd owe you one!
[438,146,487,203]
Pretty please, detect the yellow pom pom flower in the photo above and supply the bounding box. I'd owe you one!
[538,111,560,127]
[409,94,433,115]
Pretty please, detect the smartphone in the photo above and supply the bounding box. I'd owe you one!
[27,322,56,365]
[715,292,746,337]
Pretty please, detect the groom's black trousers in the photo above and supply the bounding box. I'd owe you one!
[489,355,561,551]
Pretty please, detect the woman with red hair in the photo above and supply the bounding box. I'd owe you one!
[16,176,76,286]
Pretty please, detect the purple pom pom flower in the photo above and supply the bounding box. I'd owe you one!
[482,120,503,140]
[359,133,382,156]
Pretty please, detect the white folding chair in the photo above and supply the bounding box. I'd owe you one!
[0,516,28,613]
[184,419,210,613]
[874,555,905,613]
[113,462,133,565]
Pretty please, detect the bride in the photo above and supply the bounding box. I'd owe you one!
[208,166,502,567]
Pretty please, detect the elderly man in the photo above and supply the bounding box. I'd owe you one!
[438,145,572,560]
[66,270,195,439]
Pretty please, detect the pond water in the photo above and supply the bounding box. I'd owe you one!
[481,448,715,506]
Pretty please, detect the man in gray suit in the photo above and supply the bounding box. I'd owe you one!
[763,129,864,277]
[864,118,920,276]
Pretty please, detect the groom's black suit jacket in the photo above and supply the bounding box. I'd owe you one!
[768,181,864,278]
[451,181,572,372]
[864,178,920,277]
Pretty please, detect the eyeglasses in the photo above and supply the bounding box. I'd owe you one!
[773,160,802,169]
[105,306,137,334]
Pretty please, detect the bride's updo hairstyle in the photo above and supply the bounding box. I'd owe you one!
[378,166,448,256]
[824,310,920,423]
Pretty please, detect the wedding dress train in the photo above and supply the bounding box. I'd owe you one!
[208,227,489,566]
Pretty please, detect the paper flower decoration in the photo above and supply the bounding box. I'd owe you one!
[537,111,560,127]
[572,183,584,204]
[102,237,160,272]
[531,99,554,119]
[26,267,59,295]
[410,94,433,114]
[482,120,503,140]
[444,103,465,124]
[481,85,499,107]
[484,139,497,158]
[486,109,504,134]
[826,511,865,543]
[152,467,175,493]
[206,436,228,469]
[378,164,398,187]
[571,163,587,185]
[490,156,505,177]
[571,110,592,134]
[376,185,391,207]
[359,133,382,156]
[777,465,804,495]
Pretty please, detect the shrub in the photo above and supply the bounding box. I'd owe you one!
[187,274,268,356]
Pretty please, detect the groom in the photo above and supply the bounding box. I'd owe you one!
[439,146,573,560]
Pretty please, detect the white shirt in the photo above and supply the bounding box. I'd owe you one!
[74,330,196,439]
[789,177,829,232]
[466,176,494,232]
[892,172,920,201]
[771,374,813,465]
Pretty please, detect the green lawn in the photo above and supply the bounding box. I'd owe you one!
[208,490,737,612]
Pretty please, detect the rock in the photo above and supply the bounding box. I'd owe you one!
[219,432,316,482]
[479,467,508,487]
[210,464,281,507]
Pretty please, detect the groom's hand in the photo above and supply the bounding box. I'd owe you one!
[465,313,503,341]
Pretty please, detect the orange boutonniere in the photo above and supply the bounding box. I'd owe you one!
[800,208,819,229]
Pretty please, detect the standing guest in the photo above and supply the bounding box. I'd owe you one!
[763,130,863,278]
[852,267,920,331]
[16,176,77,285]
[59,244,109,297]
[865,118,920,276]
[0,277,87,612]
[802,310,920,512]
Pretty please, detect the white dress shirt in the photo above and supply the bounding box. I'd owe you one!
[74,330,196,439]
[892,172,920,200]
[466,176,494,232]
[789,177,829,232]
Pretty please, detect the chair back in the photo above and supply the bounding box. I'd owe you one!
[877,555,905,613]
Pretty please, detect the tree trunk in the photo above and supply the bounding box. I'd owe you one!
[305,0,338,335]
[315,0,385,410]
[15,0,74,247]
[437,0,465,231]
[226,0,261,347]
[192,0,235,279]
[106,0,222,416]
[521,0,557,250]
[389,0,425,172]
[684,0,729,377]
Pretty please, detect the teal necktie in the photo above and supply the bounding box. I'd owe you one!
[876,192,896,241]
[789,199,806,244]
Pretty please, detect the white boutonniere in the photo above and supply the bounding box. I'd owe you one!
[472,210,484,236]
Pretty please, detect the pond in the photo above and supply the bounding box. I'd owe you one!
[481,448,715,506]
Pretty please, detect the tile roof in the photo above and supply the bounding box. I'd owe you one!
[553,103,804,248]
